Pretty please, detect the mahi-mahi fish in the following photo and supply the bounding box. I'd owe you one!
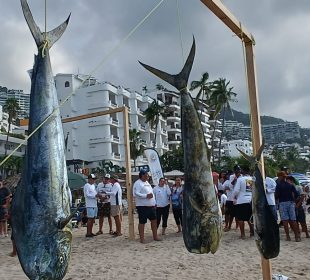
[238,145,280,259]
[11,1,72,279]
[139,38,222,254]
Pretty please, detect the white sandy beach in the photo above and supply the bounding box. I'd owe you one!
[1,213,310,280]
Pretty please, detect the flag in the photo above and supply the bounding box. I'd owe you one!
[144,148,164,186]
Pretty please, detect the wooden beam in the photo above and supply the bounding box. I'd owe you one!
[62,107,125,123]
[200,1,271,279]
[200,0,254,44]
[62,106,135,240]
[123,106,135,240]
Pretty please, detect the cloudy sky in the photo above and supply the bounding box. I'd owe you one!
[1,0,310,127]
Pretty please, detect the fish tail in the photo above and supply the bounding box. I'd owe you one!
[21,0,70,49]
[237,139,265,163]
[139,36,196,92]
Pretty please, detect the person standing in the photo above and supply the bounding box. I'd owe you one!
[233,165,254,239]
[265,176,277,221]
[133,170,160,243]
[105,174,122,237]
[83,174,99,238]
[0,177,11,238]
[275,171,301,242]
[96,174,113,235]
[171,177,183,233]
[153,177,171,235]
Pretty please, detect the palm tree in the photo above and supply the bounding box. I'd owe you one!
[3,98,20,156]
[190,72,212,109]
[143,100,167,148]
[129,129,145,168]
[209,78,237,167]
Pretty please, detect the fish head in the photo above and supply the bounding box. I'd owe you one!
[21,230,72,280]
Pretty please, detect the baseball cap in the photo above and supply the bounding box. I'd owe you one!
[104,174,111,179]
[139,169,148,176]
[88,174,97,179]
[111,174,119,180]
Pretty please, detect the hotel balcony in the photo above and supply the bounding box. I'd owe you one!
[167,114,181,122]
[111,152,121,160]
[167,124,181,133]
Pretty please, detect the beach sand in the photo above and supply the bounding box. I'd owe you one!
[1,214,310,280]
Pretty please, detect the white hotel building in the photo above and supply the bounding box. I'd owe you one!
[55,74,214,170]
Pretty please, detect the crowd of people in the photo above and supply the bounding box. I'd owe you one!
[81,170,184,243]
[215,165,310,242]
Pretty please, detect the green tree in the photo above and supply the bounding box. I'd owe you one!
[160,145,184,172]
[129,129,145,168]
[209,78,237,167]
[190,72,211,109]
[143,100,167,148]
[3,98,20,156]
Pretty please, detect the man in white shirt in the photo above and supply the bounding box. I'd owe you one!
[133,170,161,243]
[104,174,122,237]
[233,165,254,239]
[83,174,100,238]
[265,176,277,220]
[96,174,113,235]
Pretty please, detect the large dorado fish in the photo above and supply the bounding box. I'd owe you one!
[139,38,222,254]
[11,1,72,279]
[238,146,280,259]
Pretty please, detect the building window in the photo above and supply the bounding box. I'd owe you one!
[65,81,70,87]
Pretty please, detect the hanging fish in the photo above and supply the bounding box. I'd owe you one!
[139,38,222,254]
[11,0,72,279]
[237,145,280,259]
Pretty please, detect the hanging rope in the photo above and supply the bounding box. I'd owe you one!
[175,0,184,63]
[0,0,166,167]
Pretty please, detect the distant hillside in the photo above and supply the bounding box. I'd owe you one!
[221,109,286,126]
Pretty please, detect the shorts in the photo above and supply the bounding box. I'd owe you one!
[296,206,306,223]
[235,203,252,221]
[279,201,296,221]
[225,201,236,217]
[136,206,157,224]
[111,205,122,217]
[0,208,8,221]
[98,202,111,217]
[86,207,98,218]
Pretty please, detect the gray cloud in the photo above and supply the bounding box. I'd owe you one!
[1,0,310,127]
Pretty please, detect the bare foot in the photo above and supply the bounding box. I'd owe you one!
[140,239,146,244]
[154,238,162,241]
[9,253,16,257]
[240,235,246,240]
[286,236,291,241]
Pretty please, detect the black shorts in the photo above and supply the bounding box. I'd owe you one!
[296,207,306,224]
[235,203,252,221]
[136,206,156,224]
[98,202,111,217]
[225,201,236,217]
[0,207,8,221]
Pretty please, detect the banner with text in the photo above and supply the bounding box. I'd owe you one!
[144,148,164,186]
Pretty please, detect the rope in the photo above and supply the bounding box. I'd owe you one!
[0,0,166,167]
[175,0,184,63]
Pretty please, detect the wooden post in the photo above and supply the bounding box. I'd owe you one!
[62,106,135,240]
[123,106,135,240]
[200,0,271,279]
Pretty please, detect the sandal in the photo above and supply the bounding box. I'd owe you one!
[109,230,114,235]
[96,231,103,235]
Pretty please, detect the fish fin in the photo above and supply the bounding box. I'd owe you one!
[46,14,71,48]
[189,196,203,214]
[20,0,43,46]
[139,36,196,91]
[20,0,70,48]
[237,140,265,163]
[236,148,254,163]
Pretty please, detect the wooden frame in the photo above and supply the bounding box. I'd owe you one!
[200,0,270,279]
[62,106,135,240]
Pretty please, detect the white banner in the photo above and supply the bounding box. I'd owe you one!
[144,148,164,186]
